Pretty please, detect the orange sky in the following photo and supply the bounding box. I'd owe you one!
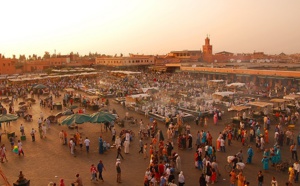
[0,0,299,57]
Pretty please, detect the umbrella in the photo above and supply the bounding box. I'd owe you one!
[33,84,47,89]
[19,102,26,105]
[90,111,116,123]
[68,105,78,110]
[55,112,63,118]
[61,113,91,125]
[0,114,19,122]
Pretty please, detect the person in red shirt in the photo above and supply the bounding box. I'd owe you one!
[90,164,98,181]
[158,161,165,177]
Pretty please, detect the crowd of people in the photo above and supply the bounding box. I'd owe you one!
[0,69,300,185]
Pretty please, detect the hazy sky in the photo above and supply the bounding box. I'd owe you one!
[1,0,300,58]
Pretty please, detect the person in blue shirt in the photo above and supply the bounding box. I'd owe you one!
[97,160,106,181]
[247,146,254,164]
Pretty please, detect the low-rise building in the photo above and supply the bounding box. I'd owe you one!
[95,54,155,67]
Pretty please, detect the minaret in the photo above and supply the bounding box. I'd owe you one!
[202,35,213,62]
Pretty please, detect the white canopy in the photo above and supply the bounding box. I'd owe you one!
[226,83,245,87]
[208,80,224,83]
[111,71,141,75]
[284,94,300,100]
[213,91,235,97]
[128,94,150,98]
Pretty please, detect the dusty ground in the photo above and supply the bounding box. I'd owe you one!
[0,92,298,186]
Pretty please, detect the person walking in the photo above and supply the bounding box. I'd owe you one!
[139,138,144,154]
[78,136,83,151]
[116,146,124,160]
[293,160,299,183]
[30,128,36,142]
[237,172,245,186]
[257,170,264,186]
[70,139,75,156]
[63,131,68,145]
[229,170,237,186]
[288,165,295,184]
[90,164,98,181]
[290,143,298,161]
[271,176,278,186]
[84,137,90,153]
[97,160,106,182]
[261,156,270,171]
[116,159,122,183]
[17,140,24,156]
[59,130,64,145]
[0,144,7,162]
[199,173,206,186]
[220,138,225,152]
[112,127,116,142]
[73,174,83,186]
[59,178,65,186]
[247,146,254,164]
[124,140,130,154]
[143,143,148,159]
[178,171,185,186]
[20,124,25,136]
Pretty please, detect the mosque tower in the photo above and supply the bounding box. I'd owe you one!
[202,35,213,62]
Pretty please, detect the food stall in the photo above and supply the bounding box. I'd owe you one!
[247,102,273,120]
[228,105,251,126]
[212,91,235,103]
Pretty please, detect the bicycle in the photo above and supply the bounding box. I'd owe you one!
[224,163,234,173]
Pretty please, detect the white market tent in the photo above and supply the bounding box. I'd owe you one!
[208,80,224,83]
[247,102,273,108]
[213,91,235,97]
[110,71,141,75]
[283,94,300,100]
[128,94,150,98]
[226,83,245,88]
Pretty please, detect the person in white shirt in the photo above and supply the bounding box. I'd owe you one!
[294,161,300,183]
[84,137,90,153]
[178,171,185,186]
[17,140,24,156]
[220,138,225,152]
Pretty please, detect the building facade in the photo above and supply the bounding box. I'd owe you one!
[95,54,155,67]
[0,54,18,75]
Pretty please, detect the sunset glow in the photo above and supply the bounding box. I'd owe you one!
[1,0,300,57]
